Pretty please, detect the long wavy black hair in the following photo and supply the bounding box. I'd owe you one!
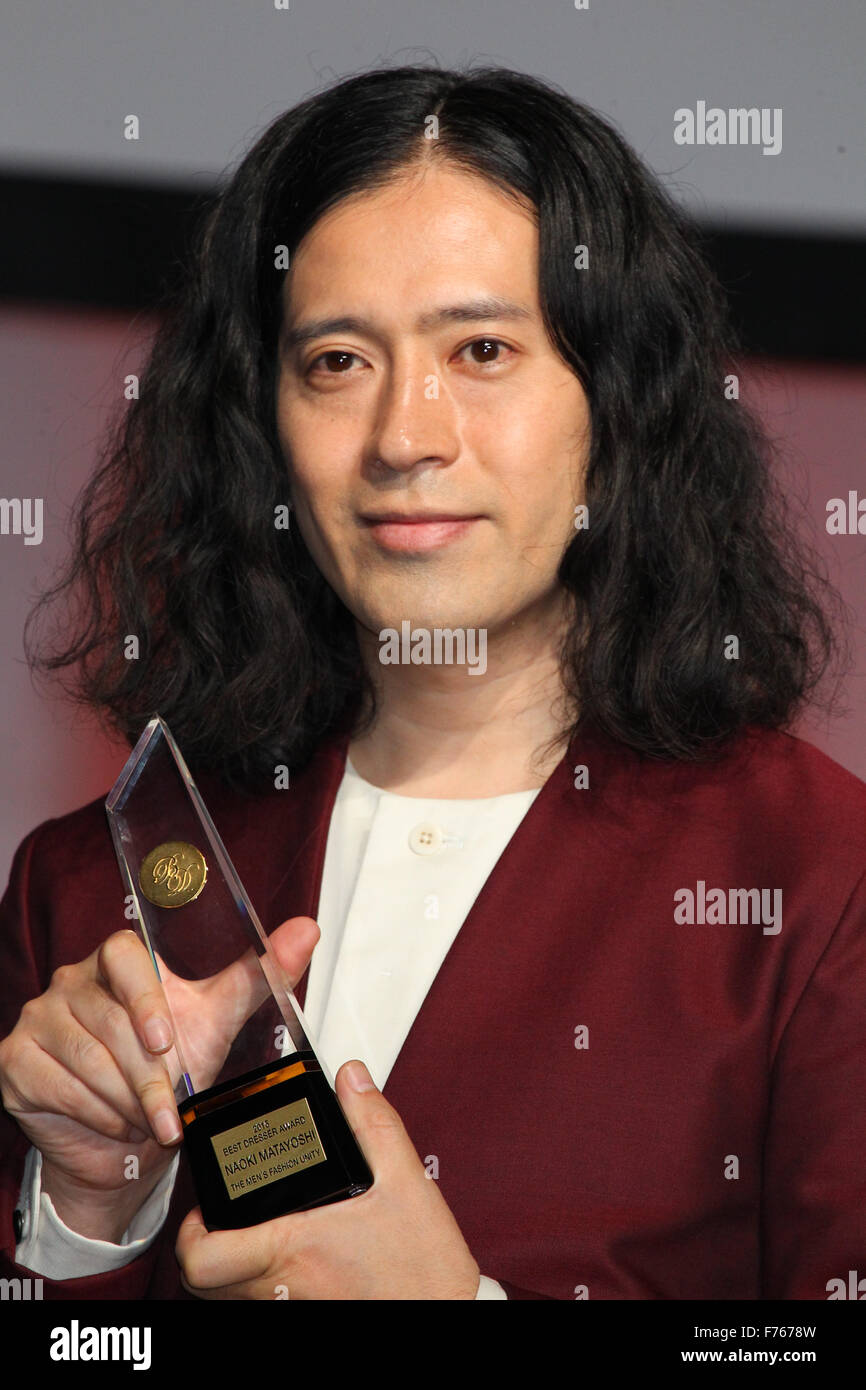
[26,62,849,786]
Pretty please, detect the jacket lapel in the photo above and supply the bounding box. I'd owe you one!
[254,716,615,1105]
[262,726,353,1012]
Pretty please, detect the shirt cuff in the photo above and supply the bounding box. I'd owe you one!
[15,1144,179,1280]
[475,1274,508,1299]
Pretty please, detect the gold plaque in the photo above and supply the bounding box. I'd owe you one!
[210,1098,328,1200]
[139,841,207,908]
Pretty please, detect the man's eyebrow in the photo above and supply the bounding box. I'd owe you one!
[281,297,535,350]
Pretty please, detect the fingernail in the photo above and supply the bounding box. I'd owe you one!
[144,1018,171,1051]
[345,1061,376,1093]
[153,1108,182,1144]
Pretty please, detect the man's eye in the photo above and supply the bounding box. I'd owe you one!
[307,351,362,375]
[457,338,512,367]
[306,339,513,376]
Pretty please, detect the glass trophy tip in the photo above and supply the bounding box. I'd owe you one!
[105,714,189,816]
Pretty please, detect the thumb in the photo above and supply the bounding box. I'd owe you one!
[334,1060,422,1185]
[266,915,321,987]
[182,917,321,1051]
[203,915,320,1017]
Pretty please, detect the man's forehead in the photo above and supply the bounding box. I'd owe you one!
[280,168,540,329]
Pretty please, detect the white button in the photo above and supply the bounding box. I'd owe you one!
[408,822,444,855]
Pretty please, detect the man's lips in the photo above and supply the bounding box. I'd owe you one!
[360,513,484,553]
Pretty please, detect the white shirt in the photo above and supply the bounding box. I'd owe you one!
[16,756,542,1299]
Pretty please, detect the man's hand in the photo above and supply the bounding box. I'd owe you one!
[0,917,320,1242]
[176,1060,481,1300]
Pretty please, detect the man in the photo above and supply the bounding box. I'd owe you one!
[1,64,864,1300]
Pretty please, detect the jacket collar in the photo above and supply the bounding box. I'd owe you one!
[258,715,618,1014]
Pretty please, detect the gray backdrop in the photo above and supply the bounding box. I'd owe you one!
[1,0,864,230]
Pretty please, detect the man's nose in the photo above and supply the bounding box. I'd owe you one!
[368,355,460,474]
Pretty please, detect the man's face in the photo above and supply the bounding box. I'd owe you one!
[275,161,590,643]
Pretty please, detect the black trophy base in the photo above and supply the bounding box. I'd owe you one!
[178,1051,374,1230]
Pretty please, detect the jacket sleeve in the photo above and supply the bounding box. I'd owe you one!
[0,826,183,1299]
[761,866,866,1299]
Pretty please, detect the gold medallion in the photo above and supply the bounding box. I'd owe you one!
[139,841,207,908]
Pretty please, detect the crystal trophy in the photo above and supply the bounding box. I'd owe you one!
[105,715,373,1230]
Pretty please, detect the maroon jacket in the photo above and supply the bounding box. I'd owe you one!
[2,717,866,1299]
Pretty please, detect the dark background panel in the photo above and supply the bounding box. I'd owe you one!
[1,173,863,362]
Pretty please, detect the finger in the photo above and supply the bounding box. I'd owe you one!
[96,931,174,1055]
[334,1060,419,1186]
[12,1037,154,1144]
[176,1206,274,1291]
[27,996,158,1137]
[64,978,182,1145]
